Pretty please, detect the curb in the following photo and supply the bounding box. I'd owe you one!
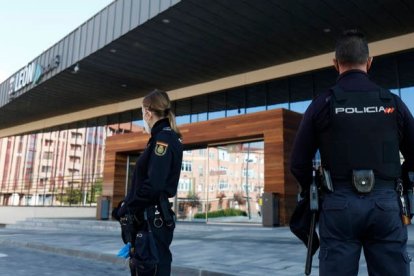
[0,239,236,276]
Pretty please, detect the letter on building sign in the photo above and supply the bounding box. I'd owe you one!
[13,63,35,92]
[8,55,60,100]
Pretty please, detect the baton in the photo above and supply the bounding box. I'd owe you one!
[305,170,319,275]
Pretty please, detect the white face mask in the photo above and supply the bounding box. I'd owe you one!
[143,118,151,134]
[142,107,151,134]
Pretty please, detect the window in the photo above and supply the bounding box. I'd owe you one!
[68,168,80,174]
[178,179,192,191]
[44,139,53,147]
[218,149,229,161]
[246,84,266,114]
[219,180,229,191]
[41,166,52,173]
[219,166,228,174]
[243,169,255,178]
[39,178,48,187]
[176,115,191,125]
[400,87,414,113]
[70,144,82,151]
[71,132,83,139]
[69,156,81,163]
[244,154,257,163]
[43,152,53,160]
[290,100,312,113]
[208,93,226,119]
[181,161,192,172]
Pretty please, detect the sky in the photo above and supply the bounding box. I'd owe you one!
[0,0,114,83]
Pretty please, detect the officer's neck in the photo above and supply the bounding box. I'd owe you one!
[338,64,368,75]
[335,58,372,75]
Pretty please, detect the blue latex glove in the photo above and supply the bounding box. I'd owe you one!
[116,242,131,258]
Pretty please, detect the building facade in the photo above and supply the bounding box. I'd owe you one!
[0,123,141,206]
[0,0,413,225]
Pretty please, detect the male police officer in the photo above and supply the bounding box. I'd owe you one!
[290,30,414,275]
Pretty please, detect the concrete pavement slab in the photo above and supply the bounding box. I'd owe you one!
[1,220,414,275]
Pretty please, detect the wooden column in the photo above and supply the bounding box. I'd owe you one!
[103,108,302,225]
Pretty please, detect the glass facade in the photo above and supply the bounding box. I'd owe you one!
[0,126,122,206]
[126,141,265,222]
[1,49,414,208]
[170,51,414,125]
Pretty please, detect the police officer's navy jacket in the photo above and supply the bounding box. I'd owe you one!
[120,118,183,215]
[290,70,414,190]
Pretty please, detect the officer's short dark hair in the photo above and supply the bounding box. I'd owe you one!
[335,29,369,65]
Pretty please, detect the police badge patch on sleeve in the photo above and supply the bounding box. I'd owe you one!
[155,141,168,156]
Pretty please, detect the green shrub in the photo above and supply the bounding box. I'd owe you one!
[194,208,247,219]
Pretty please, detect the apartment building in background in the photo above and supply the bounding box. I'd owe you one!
[0,123,141,206]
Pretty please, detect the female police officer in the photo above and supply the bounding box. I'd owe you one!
[117,89,183,276]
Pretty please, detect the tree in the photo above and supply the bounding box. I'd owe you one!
[186,191,201,208]
[88,178,103,203]
[56,187,82,205]
[233,192,246,206]
[216,192,226,209]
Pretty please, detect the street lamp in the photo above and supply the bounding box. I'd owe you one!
[245,143,253,220]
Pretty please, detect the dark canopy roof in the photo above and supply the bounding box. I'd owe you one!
[0,0,414,129]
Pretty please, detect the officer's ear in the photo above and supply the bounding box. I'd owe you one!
[333,58,339,72]
[366,57,373,71]
[142,108,152,121]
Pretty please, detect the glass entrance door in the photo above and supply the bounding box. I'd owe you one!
[125,141,264,224]
[175,140,264,224]
[125,154,139,195]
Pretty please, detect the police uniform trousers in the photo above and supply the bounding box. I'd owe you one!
[319,183,410,276]
[149,208,175,276]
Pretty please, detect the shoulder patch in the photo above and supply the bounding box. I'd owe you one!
[155,141,168,156]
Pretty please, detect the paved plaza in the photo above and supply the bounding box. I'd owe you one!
[0,218,413,275]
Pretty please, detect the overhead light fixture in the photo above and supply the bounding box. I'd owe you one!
[323,28,331,33]
[121,84,127,88]
[110,48,117,53]
[71,63,80,74]
[162,18,170,24]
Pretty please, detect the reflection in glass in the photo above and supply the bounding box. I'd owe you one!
[190,113,208,123]
[176,115,191,125]
[290,100,311,114]
[390,89,400,96]
[126,155,139,194]
[208,110,225,120]
[173,141,264,224]
[268,103,288,110]
[226,109,244,117]
[246,106,266,114]
[400,87,414,113]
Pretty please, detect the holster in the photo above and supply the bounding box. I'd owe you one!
[120,211,144,245]
[159,194,175,228]
[352,170,375,193]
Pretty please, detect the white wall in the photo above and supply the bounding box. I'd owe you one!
[0,206,96,224]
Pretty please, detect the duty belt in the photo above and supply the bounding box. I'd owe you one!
[333,178,395,190]
[147,196,174,229]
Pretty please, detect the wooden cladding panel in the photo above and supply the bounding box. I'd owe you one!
[103,108,303,225]
[282,110,303,224]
